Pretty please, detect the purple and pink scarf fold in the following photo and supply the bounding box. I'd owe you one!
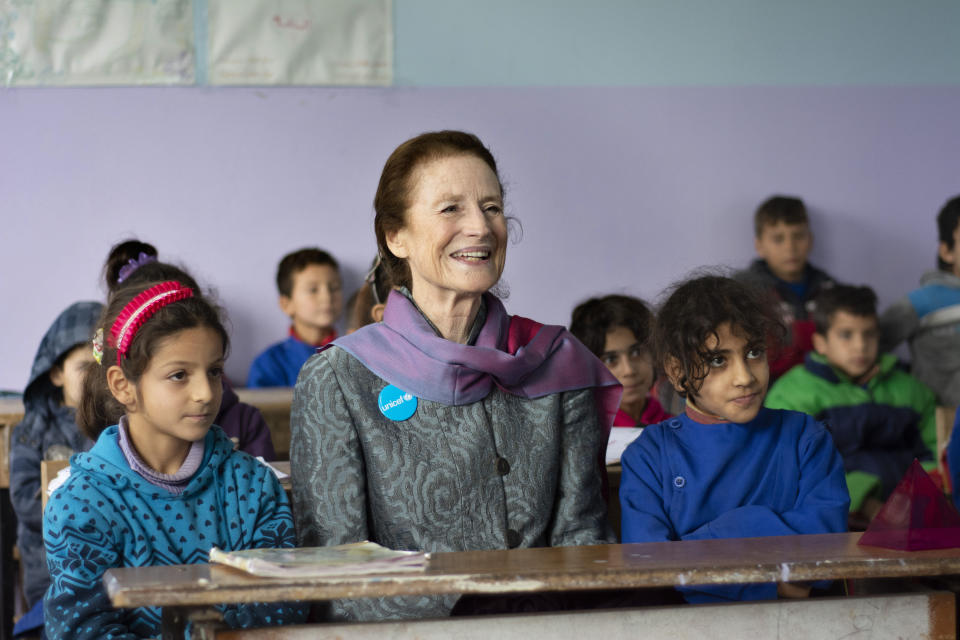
[331,290,622,434]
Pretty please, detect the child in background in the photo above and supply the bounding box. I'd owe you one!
[43,279,306,638]
[880,195,960,406]
[766,285,936,519]
[619,275,848,603]
[248,248,343,387]
[345,256,390,334]
[9,301,102,635]
[736,196,837,379]
[569,295,671,426]
[102,240,276,459]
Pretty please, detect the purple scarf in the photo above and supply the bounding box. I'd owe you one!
[331,290,622,429]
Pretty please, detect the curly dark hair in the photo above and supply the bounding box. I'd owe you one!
[569,294,653,358]
[812,284,877,335]
[655,274,784,398]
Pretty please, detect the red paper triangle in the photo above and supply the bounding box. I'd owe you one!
[859,460,960,550]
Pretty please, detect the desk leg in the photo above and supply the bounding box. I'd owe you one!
[0,488,15,640]
[161,606,223,640]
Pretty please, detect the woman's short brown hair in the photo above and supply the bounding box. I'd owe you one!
[373,130,502,291]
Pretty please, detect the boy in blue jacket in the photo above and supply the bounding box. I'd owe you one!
[248,248,343,387]
[620,275,848,603]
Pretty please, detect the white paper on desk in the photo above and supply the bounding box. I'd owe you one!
[46,467,72,496]
[606,427,643,465]
[207,0,392,85]
[257,457,290,480]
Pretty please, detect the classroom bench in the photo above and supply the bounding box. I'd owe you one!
[105,532,960,639]
[235,388,293,460]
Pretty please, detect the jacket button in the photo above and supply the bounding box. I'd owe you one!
[669,419,682,429]
[673,476,686,488]
[506,528,521,548]
[495,457,511,476]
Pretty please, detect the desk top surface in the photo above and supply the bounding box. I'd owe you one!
[105,532,960,608]
[234,387,293,408]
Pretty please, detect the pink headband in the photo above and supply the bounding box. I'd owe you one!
[110,281,194,367]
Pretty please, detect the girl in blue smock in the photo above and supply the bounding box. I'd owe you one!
[619,275,849,603]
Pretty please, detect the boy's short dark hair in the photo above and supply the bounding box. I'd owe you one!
[276,248,339,297]
[937,195,960,272]
[812,285,878,335]
[656,274,784,398]
[754,196,809,237]
[569,295,653,358]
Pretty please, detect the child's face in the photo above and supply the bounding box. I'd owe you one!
[123,326,225,452]
[754,221,812,283]
[601,326,655,408]
[50,344,95,408]
[813,311,879,381]
[280,264,344,333]
[672,322,769,423]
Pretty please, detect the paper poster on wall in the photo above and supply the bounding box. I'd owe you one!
[0,0,195,86]
[207,0,391,86]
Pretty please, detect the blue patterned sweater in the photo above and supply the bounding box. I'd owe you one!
[43,424,307,639]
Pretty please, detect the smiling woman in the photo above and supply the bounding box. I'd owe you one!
[291,130,623,622]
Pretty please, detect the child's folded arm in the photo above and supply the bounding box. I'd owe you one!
[683,421,849,541]
[619,432,675,543]
[221,462,309,627]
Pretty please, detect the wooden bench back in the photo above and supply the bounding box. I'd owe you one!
[0,396,25,489]
[41,459,70,511]
[235,388,293,460]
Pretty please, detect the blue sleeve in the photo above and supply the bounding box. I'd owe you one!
[619,431,775,602]
[220,464,308,628]
[685,421,849,540]
[43,482,142,640]
[247,347,285,388]
[682,421,848,602]
[619,428,675,543]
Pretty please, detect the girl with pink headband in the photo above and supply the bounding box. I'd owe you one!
[42,279,307,637]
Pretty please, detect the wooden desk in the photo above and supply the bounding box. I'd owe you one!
[105,532,960,638]
[235,388,293,460]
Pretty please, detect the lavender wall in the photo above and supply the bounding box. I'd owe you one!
[2,86,959,389]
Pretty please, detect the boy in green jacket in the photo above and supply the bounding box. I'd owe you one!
[766,284,936,517]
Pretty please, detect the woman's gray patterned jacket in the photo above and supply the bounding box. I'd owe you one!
[291,346,613,621]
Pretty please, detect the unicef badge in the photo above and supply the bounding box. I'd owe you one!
[378,384,418,421]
